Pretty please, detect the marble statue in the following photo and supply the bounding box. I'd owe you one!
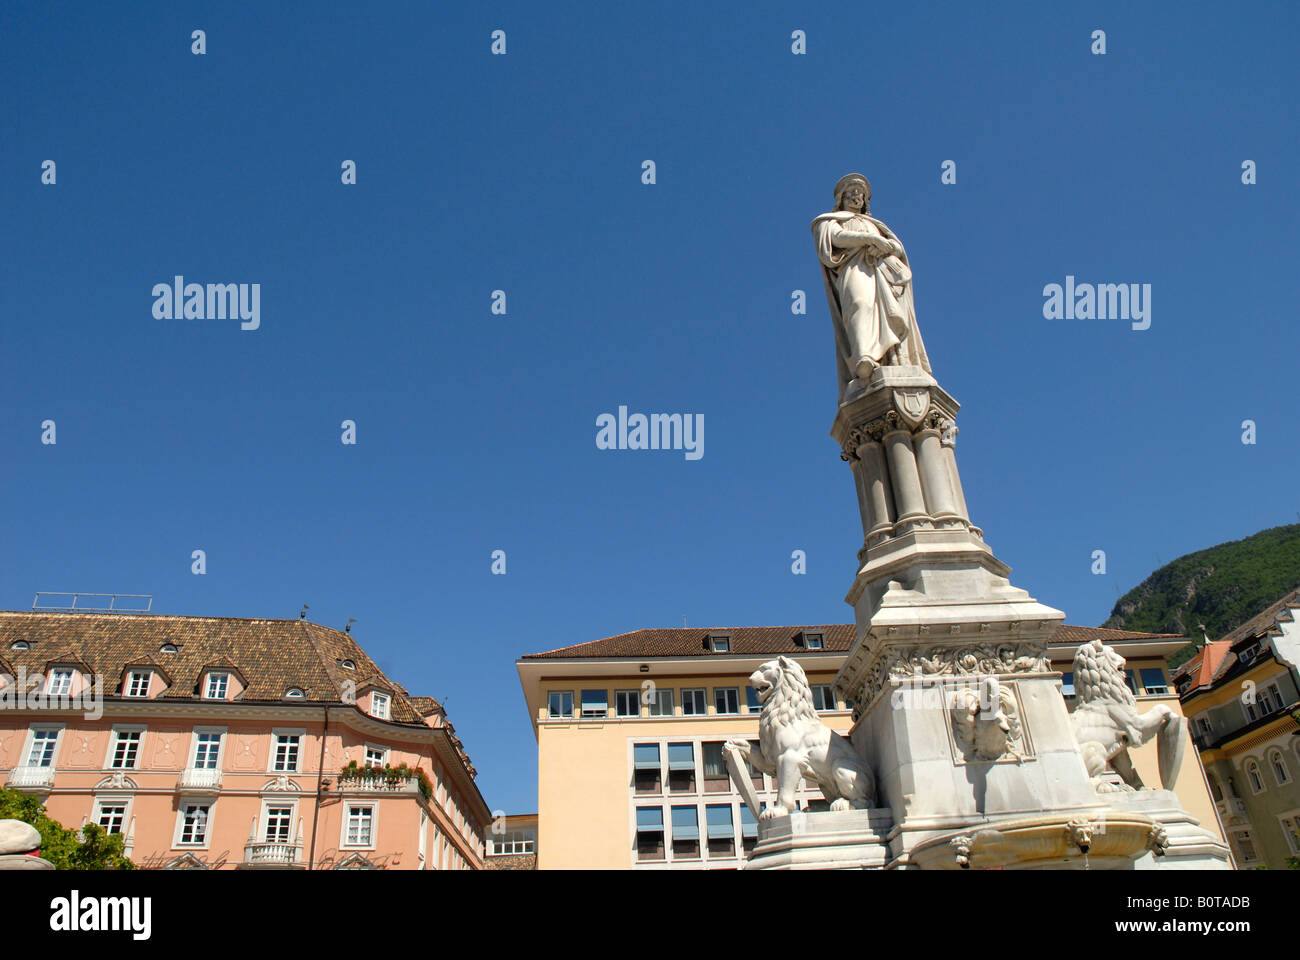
[813,173,932,399]
[0,819,52,870]
[725,656,875,819]
[1070,640,1187,792]
[951,676,1023,762]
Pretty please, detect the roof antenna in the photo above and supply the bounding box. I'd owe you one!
[346,618,357,633]
[683,614,687,627]
[1198,623,1209,648]
[300,604,309,620]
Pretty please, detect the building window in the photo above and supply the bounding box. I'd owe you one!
[1123,670,1137,696]
[580,690,608,719]
[702,742,729,793]
[633,743,662,794]
[46,669,74,696]
[670,806,699,859]
[635,807,664,861]
[1139,668,1168,696]
[345,805,375,847]
[10,640,30,651]
[706,804,735,857]
[1233,830,1259,862]
[1246,760,1265,794]
[713,688,739,715]
[193,732,222,769]
[493,830,535,855]
[803,631,824,650]
[1280,814,1300,855]
[745,687,762,713]
[364,746,387,768]
[125,671,151,698]
[273,734,301,773]
[1261,683,1285,714]
[681,689,707,716]
[709,634,731,653]
[740,804,759,854]
[264,805,294,844]
[1207,774,1223,803]
[667,742,695,793]
[615,690,641,717]
[27,729,60,767]
[96,803,127,834]
[548,690,573,719]
[646,689,674,716]
[204,672,229,700]
[371,692,390,720]
[1060,672,1076,699]
[178,804,210,845]
[1269,750,1291,785]
[109,730,142,769]
[1196,716,1212,738]
[284,687,305,699]
[811,685,837,711]
[341,659,356,670]
[159,643,177,654]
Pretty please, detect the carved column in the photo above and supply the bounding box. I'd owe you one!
[915,418,959,521]
[856,426,896,543]
[939,418,970,522]
[882,413,927,526]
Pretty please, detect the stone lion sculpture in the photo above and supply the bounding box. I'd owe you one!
[1069,639,1185,792]
[726,656,875,819]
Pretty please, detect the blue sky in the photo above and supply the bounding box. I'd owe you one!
[2,2,1296,816]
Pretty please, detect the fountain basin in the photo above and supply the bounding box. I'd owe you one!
[908,811,1166,870]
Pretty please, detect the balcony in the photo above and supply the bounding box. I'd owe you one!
[177,767,223,794]
[5,766,55,791]
[337,775,420,797]
[242,841,304,868]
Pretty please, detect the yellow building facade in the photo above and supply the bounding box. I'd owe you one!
[519,623,1223,869]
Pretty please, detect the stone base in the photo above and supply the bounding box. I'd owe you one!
[746,809,893,870]
[0,854,54,870]
[1105,790,1232,870]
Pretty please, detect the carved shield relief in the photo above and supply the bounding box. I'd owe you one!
[893,388,930,429]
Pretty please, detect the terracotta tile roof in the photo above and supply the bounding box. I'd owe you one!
[408,696,444,717]
[520,624,857,659]
[0,611,425,724]
[1049,625,1183,645]
[522,622,1182,661]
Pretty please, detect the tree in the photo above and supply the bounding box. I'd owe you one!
[0,787,134,869]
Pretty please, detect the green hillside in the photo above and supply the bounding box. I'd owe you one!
[1102,524,1300,668]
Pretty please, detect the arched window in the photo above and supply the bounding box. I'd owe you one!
[1269,749,1291,785]
[1246,759,1266,794]
[1206,773,1223,803]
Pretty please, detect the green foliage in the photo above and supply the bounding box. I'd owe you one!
[339,760,433,801]
[1102,524,1300,668]
[0,787,135,870]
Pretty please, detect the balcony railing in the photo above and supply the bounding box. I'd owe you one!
[5,766,55,790]
[177,767,223,793]
[242,841,304,868]
[336,775,419,796]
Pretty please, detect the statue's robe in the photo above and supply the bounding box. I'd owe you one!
[811,211,931,397]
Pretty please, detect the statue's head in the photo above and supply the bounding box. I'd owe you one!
[834,173,871,214]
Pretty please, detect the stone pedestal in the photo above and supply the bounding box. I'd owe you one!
[818,365,1227,870]
[1106,790,1232,870]
[746,809,893,870]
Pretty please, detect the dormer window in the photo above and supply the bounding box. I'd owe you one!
[160,643,178,654]
[707,633,731,653]
[371,692,391,720]
[341,659,356,670]
[801,631,825,650]
[10,640,30,651]
[47,668,74,696]
[284,687,305,700]
[204,672,230,700]
[1239,643,1260,664]
[126,671,151,698]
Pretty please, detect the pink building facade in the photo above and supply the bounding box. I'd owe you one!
[0,611,490,870]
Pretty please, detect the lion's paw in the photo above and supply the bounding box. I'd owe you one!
[759,805,789,821]
[829,798,850,812]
